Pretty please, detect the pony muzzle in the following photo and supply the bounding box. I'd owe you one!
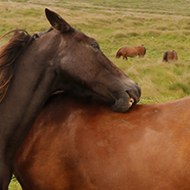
[111,92,134,113]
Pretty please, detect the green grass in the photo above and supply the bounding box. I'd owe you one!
[8,176,21,190]
[0,0,190,188]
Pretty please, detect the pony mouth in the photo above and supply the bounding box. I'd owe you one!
[111,92,136,113]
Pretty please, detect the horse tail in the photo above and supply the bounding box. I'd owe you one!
[143,47,146,55]
[163,52,168,62]
[116,48,122,58]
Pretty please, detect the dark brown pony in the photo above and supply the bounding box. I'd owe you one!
[116,45,146,60]
[0,9,141,190]
[163,50,178,62]
[14,93,190,190]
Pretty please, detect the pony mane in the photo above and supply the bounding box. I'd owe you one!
[0,29,33,102]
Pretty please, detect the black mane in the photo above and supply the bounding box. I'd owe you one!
[0,29,33,102]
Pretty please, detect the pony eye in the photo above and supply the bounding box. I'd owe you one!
[90,42,99,50]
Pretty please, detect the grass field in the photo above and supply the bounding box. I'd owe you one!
[0,0,190,189]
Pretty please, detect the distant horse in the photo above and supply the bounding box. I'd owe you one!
[163,50,178,62]
[14,94,190,190]
[0,9,141,190]
[116,45,146,60]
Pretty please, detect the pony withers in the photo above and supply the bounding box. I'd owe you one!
[163,50,178,62]
[116,45,146,60]
[14,93,190,190]
[0,9,141,190]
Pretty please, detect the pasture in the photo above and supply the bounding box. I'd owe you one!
[0,0,189,189]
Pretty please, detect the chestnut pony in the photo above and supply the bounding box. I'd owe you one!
[163,50,178,62]
[116,45,146,60]
[0,9,141,190]
[14,93,190,190]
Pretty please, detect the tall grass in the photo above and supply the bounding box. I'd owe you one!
[0,0,190,189]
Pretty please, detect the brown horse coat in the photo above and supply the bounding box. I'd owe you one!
[116,45,146,60]
[163,50,178,62]
[14,94,190,190]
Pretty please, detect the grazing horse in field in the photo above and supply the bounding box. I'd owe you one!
[14,93,190,190]
[0,9,141,190]
[163,50,178,62]
[116,45,146,60]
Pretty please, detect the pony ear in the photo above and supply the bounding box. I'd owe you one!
[45,8,71,32]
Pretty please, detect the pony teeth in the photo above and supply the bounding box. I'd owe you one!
[129,98,134,107]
